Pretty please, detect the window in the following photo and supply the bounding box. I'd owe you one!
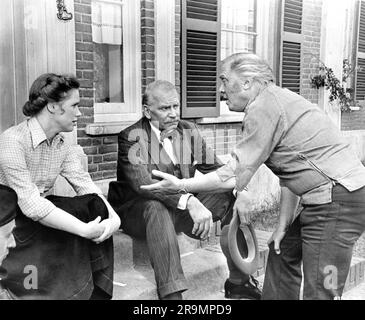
[90,0,141,125]
[219,0,258,116]
[221,0,257,59]
[181,0,276,120]
[280,0,303,94]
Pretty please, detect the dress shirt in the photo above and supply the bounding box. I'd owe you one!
[149,122,192,210]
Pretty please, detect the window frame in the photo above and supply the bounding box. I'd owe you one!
[218,0,272,117]
[220,0,258,57]
[90,0,141,125]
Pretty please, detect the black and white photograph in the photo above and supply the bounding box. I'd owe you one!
[1,0,365,308]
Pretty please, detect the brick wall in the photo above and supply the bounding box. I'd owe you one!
[141,0,155,92]
[301,0,322,104]
[74,0,118,180]
[198,123,242,156]
[341,108,365,130]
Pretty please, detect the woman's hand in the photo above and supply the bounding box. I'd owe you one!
[92,216,120,244]
[140,170,184,193]
[267,226,287,255]
[80,216,105,239]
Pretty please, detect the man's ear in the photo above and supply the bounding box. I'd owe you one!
[143,105,151,119]
[242,79,252,90]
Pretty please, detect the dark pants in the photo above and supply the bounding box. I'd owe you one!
[262,184,365,300]
[1,194,114,300]
[121,191,248,298]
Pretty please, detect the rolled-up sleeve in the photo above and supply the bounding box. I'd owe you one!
[61,145,102,196]
[0,134,57,221]
[221,103,284,192]
[216,154,237,181]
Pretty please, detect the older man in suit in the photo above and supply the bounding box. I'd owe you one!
[111,80,261,300]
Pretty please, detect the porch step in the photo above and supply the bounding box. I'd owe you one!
[111,229,365,300]
[111,229,270,300]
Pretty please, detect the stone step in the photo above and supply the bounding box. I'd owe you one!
[111,229,271,300]
[112,229,365,300]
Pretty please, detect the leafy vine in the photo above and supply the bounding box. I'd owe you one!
[310,59,361,112]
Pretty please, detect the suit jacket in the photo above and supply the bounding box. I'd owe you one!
[109,117,223,216]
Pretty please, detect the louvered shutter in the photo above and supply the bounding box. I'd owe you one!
[355,0,365,101]
[280,0,303,94]
[181,0,221,118]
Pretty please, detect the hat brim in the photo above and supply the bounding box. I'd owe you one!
[227,213,259,275]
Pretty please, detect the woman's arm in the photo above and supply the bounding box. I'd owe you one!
[0,135,105,240]
[39,208,104,239]
[91,195,121,243]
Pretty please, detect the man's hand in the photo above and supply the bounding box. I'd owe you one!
[267,226,287,255]
[233,190,253,225]
[186,196,213,240]
[140,170,183,193]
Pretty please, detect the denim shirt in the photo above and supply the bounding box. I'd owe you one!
[217,83,365,205]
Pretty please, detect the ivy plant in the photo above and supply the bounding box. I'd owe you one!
[310,59,360,112]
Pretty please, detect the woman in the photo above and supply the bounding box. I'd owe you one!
[141,53,365,300]
[0,73,120,299]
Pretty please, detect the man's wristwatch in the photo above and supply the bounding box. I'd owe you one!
[233,186,248,198]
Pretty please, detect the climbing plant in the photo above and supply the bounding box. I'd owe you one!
[310,59,361,112]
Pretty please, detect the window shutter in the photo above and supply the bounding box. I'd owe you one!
[280,0,303,94]
[181,0,221,118]
[355,0,365,101]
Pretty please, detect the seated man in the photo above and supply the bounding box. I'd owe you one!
[0,185,17,300]
[111,80,261,300]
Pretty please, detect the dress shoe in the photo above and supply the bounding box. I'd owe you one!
[224,276,262,300]
[161,291,183,300]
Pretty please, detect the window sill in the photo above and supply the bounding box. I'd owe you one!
[85,121,136,136]
[349,106,361,111]
[86,114,244,136]
[195,114,244,124]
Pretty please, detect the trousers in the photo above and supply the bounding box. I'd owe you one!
[120,191,249,298]
[1,194,114,300]
[262,184,365,300]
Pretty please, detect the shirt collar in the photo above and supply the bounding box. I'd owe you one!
[149,121,162,142]
[28,117,64,149]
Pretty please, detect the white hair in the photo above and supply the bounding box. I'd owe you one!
[221,53,275,84]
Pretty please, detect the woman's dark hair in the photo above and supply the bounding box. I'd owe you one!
[23,73,80,117]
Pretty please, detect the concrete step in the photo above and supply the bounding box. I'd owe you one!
[111,229,365,300]
[342,278,365,299]
[111,229,271,300]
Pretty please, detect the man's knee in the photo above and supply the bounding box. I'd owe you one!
[143,200,170,220]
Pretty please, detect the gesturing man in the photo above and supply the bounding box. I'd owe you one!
[110,80,261,300]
